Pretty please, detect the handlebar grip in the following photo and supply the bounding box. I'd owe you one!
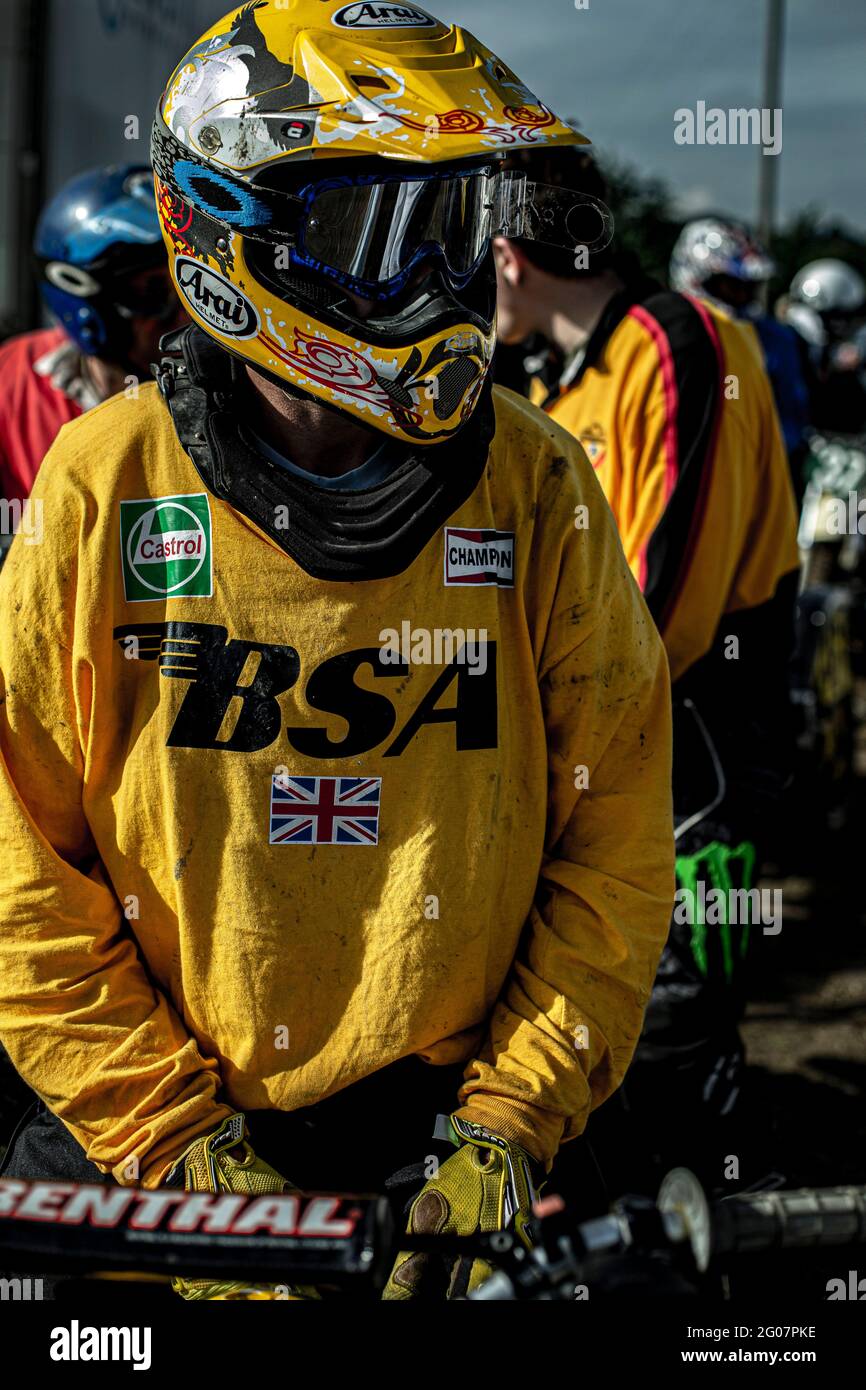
[712,1186,866,1256]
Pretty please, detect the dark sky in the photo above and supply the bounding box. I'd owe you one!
[438,0,866,232]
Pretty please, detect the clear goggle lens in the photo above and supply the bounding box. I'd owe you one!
[295,167,613,296]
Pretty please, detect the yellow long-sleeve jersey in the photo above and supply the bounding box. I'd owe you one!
[531,286,800,685]
[0,382,674,1182]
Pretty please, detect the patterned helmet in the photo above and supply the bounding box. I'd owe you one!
[152,0,591,446]
[670,217,775,299]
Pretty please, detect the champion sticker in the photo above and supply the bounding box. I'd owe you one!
[332,3,438,29]
[174,257,260,339]
[444,528,515,588]
[120,494,213,603]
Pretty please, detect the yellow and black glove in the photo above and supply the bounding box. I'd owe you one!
[383,1115,540,1301]
[167,1113,318,1301]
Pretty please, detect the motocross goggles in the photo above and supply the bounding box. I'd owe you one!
[291,163,614,299]
[157,125,613,302]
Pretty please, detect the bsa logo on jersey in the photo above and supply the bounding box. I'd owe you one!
[444,528,515,588]
[120,495,213,603]
[270,775,382,846]
[577,423,607,471]
[332,4,438,29]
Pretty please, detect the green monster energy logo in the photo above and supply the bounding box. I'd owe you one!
[674,841,758,983]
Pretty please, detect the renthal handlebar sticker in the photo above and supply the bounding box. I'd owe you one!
[0,1181,365,1239]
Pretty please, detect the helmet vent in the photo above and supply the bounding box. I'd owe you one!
[282,271,342,309]
[352,76,391,94]
[379,376,416,410]
[434,357,480,419]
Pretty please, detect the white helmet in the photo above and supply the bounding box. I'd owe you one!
[782,302,826,348]
[789,260,866,315]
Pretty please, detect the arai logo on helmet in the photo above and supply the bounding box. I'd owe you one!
[174,257,260,340]
[332,3,438,28]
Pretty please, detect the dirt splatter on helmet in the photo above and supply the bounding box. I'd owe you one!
[151,0,590,446]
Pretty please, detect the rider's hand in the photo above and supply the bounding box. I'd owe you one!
[383,1116,539,1301]
[167,1113,318,1301]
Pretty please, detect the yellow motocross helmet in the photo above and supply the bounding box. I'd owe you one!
[152,0,603,447]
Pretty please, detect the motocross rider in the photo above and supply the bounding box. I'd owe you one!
[0,0,674,1300]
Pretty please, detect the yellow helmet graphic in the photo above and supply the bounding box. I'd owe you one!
[152,0,598,446]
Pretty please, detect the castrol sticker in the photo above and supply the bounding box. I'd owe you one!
[120,495,213,602]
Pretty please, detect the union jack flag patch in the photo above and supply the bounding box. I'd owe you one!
[269,775,382,846]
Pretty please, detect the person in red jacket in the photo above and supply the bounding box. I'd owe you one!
[0,165,186,513]
[0,164,187,1142]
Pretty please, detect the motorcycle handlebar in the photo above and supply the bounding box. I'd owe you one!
[712,1186,866,1257]
[1,1174,866,1295]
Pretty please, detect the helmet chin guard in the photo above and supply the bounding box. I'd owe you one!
[155,325,495,581]
[152,0,590,447]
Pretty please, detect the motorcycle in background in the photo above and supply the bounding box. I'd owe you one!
[790,430,866,839]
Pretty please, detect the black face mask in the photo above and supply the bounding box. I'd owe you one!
[114,275,180,322]
[154,326,496,583]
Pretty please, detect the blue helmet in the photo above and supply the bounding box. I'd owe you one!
[34,165,173,364]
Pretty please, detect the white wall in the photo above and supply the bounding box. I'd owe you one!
[43,0,230,198]
[0,0,231,328]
